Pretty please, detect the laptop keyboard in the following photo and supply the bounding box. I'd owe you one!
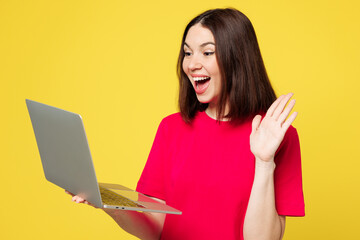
[99,186,144,208]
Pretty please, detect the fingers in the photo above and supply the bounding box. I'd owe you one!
[265,95,285,117]
[277,98,296,124]
[265,92,298,130]
[272,93,294,120]
[282,111,298,131]
[72,195,86,203]
[66,190,85,203]
[251,115,262,132]
[66,190,96,207]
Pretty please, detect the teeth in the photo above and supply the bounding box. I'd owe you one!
[193,77,210,81]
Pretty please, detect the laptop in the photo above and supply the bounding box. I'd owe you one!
[26,99,181,215]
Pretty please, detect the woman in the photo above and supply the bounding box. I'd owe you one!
[70,8,305,240]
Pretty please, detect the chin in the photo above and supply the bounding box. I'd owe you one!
[194,89,217,104]
[196,95,210,104]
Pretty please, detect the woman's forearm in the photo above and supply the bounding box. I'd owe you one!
[103,208,165,240]
[68,191,165,240]
[243,158,285,240]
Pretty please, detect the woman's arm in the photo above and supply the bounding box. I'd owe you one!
[69,193,165,240]
[243,159,285,240]
[243,93,297,240]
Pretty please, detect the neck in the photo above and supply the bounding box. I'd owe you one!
[205,102,230,121]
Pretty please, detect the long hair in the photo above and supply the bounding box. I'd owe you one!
[177,8,276,123]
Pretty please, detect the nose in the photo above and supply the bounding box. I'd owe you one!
[188,54,202,71]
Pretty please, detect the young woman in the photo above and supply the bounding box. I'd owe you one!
[70,8,305,240]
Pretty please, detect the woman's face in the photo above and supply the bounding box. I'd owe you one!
[182,23,222,106]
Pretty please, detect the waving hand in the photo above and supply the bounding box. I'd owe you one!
[250,93,298,162]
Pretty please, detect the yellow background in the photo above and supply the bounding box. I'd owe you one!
[1,0,359,239]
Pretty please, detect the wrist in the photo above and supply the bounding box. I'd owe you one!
[255,157,276,170]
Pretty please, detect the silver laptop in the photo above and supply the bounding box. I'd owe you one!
[26,99,181,215]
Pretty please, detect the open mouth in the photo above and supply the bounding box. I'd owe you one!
[193,76,211,93]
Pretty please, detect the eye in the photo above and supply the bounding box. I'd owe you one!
[184,51,192,57]
[204,51,215,56]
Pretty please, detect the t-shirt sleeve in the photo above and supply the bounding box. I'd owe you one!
[136,118,168,201]
[274,126,305,216]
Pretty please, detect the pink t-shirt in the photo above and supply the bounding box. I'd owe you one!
[136,111,305,240]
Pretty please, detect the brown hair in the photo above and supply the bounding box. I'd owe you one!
[177,8,276,123]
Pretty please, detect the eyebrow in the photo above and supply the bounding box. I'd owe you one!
[184,42,215,48]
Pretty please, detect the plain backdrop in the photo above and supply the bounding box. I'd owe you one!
[1,0,359,239]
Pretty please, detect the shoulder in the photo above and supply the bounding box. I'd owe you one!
[162,112,183,123]
[275,125,301,163]
[279,125,300,149]
[156,112,187,133]
[159,112,184,127]
[284,125,299,143]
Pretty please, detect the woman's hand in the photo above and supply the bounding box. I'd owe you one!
[65,191,166,239]
[250,93,297,162]
[65,190,98,208]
